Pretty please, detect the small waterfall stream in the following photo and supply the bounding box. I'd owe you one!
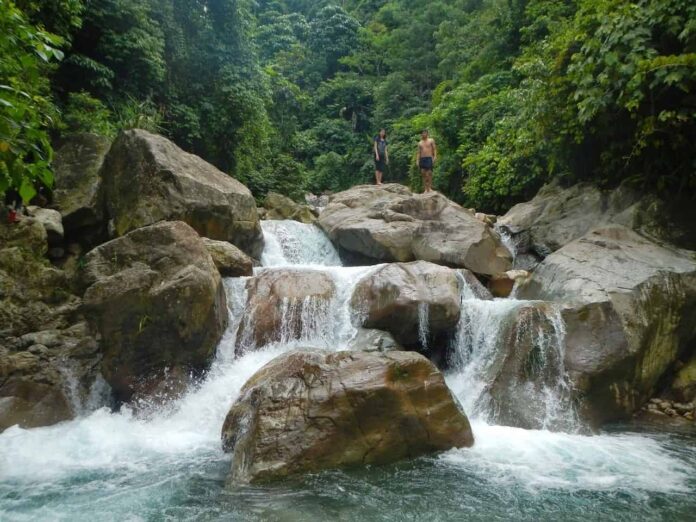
[447,272,578,431]
[0,220,693,521]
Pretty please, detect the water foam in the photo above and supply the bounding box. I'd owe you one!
[0,216,693,519]
[261,220,342,267]
[440,421,692,494]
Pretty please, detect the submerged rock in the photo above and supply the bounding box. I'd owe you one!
[82,221,228,403]
[518,226,696,425]
[319,184,511,275]
[221,350,474,483]
[263,192,316,224]
[101,129,263,256]
[350,261,461,348]
[235,269,336,353]
[202,237,254,277]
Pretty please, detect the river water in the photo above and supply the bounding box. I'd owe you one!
[1,220,694,521]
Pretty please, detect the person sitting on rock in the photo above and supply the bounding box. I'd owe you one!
[416,129,437,193]
[373,128,389,186]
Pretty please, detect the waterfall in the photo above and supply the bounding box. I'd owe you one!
[417,302,430,350]
[261,220,342,267]
[495,224,518,265]
[1,219,693,520]
[447,272,579,431]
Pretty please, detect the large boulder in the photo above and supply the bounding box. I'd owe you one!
[202,237,254,277]
[351,261,461,348]
[82,221,228,402]
[264,192,316,224]
[235,269,336,353]
[101,129,263,256]
[221,350,474,483]
[319,184,511,275]
[498,181,696,265]
[52,133,112,244]
[517,226,696,425]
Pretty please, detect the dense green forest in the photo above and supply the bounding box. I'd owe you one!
[2,0,695,211]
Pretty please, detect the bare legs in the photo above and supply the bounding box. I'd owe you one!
[420,169,433,193]
[375,170,383,185]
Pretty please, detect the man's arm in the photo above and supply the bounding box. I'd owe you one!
[416,143,421,165]
[432,139,438,163]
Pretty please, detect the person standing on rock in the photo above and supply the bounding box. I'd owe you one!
[373,129,389,185]
[416,129,437,193]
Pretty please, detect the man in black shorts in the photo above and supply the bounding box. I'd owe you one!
[416,129,437,193]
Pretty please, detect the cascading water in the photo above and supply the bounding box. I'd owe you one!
[495,224,518,265]
[260,220,342,267]
[447,272,579,431]
[1,220,694,521]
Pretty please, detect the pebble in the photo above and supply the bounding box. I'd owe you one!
[641,397,695,422]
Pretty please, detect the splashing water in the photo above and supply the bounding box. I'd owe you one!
[448,272,578,431]
[261,220,342,267]
[1,220,694,521]
[495,224,518,265]
[417,302,429,350]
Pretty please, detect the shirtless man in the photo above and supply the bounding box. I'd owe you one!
[416,129,437,193]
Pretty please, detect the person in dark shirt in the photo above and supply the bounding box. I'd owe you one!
[373,128,389,185]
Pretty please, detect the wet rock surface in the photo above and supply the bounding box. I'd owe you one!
[518,226,696,425]
[202,237,254,277]
[221,350,474,483]
[235,269,336,352]
[350,261,461,347]
[82,221,228,402]
[263,192,316,224]
[0,219,100,432]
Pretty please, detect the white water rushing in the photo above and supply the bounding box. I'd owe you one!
[0,220,692,520]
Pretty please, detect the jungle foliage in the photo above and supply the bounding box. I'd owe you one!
[1,0,694,210]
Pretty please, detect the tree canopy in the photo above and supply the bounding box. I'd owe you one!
[2,0,694,209]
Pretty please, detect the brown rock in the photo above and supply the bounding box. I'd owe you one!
[202,237,254,277]
[235,269,336,353]
[518,226,696,425]
[221,350,474,483]
[52,133,112,244]
[82,221,228,402]
[319,184,511,275]
[101,129,262,256]
[350,261,461,347]
[263,192,316,224]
